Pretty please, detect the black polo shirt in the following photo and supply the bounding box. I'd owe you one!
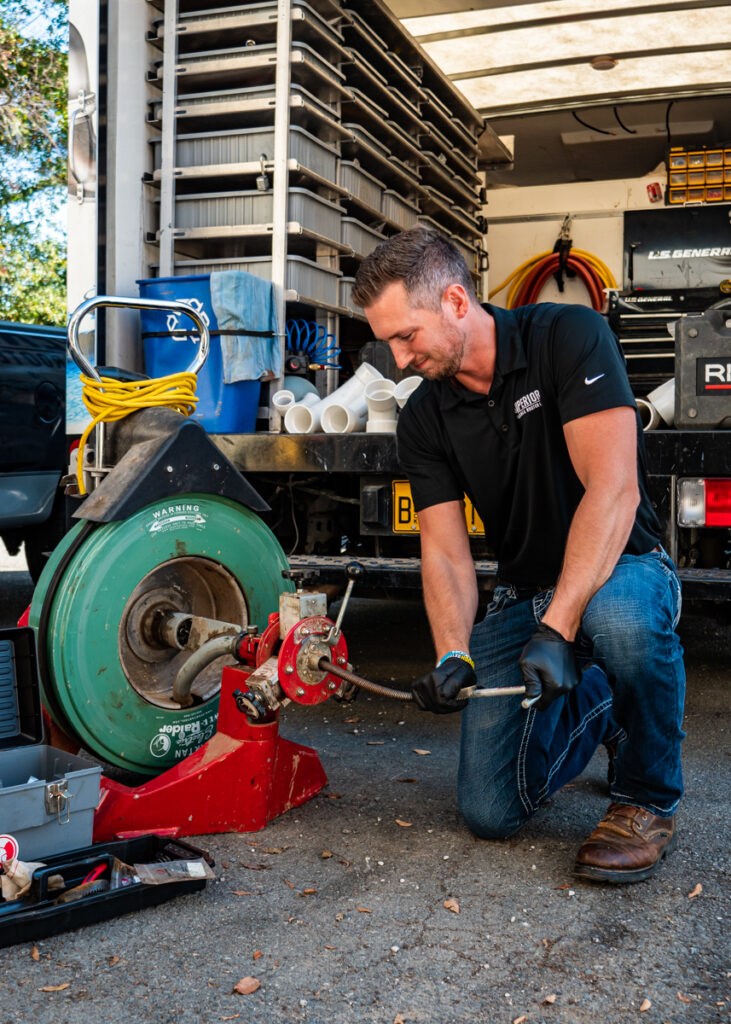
[397,302,660,587]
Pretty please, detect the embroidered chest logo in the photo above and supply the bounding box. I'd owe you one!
[514,388,542,420]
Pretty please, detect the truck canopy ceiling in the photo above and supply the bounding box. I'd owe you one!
[386,0,731,184]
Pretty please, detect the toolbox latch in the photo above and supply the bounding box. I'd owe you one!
[45,780,73,824]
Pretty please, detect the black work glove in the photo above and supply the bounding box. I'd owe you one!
[411,657,475,715]
[519,623,581,712]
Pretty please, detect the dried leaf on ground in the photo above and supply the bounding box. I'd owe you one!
[395,819,413,827]
[242,863,270,871]
[231,890,253,896]
[326,793,343,799]
[687,882,702,898]
[396,778,418,784]
[640,998,652,1011]
[554,883,571,890]
[366,741,385,745]
[542,993,557,1004]
[344,717,360,723]
[335,912,346,921]
[444,898,460,914]
[513,1016,527,1024]
[301,888,317,895]
[38,984,70,992]
[108,955,120,967]
[284,880,295,889]
[31,946,40,962]
[232,977,261,995]
[253,951,263,960]
[321,850,333,858]
[677,992,693,1003]
[261,847,288,855]
[357,906,372,913]
[394,1015,407,1024]
[325,945,337,950]
[413,749,431,755]
[221,1016,240,1021]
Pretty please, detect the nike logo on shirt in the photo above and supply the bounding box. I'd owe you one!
[584,374,605,385]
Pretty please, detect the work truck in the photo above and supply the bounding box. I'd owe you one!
[61,0,729,606]
[16,0,728,777]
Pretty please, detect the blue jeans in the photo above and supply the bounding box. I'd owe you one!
[458,548,686,839]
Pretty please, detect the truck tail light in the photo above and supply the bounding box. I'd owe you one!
[678,478,731,527]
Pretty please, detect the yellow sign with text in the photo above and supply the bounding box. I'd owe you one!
[392,480,485,535]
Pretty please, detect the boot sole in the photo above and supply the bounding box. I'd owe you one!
[573,832,677,884]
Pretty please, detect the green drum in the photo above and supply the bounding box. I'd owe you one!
[29,494,291,775]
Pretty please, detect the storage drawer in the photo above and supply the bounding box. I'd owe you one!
[339,161,385,211]
[341,217,386,258]
[381,189,420,229]
[173,188,343,243]
[152,125,339,182]
[171,255,342,308]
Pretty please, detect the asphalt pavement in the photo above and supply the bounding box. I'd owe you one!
[0,548,728,1024]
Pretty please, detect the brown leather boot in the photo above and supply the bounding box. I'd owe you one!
[574,803,676,883]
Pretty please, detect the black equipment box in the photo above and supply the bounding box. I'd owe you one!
[0,833,214,947]
[676,307,731,429]
[624,205,731,306]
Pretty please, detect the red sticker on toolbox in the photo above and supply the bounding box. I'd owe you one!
[0,835,19,862]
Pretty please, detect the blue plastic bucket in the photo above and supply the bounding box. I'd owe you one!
[137,275,260,433]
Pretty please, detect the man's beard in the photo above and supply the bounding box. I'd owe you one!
[420,321,466,381]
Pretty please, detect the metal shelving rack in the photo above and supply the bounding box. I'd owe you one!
[143,0,489,425]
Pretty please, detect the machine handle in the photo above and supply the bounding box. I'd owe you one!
[67,295,211,383]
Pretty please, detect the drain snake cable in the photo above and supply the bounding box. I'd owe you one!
[76,371,198,495]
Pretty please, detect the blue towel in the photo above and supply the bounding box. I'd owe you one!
[210,270,281,383]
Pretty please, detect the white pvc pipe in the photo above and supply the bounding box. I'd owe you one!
[394,375,422,409]
[638,378,675,431]
[292,361,383,435]
[284,391,320,433]
[365,378,397,434]
[272,389,295,413]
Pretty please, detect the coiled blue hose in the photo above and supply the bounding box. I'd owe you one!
[286,319,340,368]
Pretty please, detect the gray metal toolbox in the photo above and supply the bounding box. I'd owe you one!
[0,629,101,863]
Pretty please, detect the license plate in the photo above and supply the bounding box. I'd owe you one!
[391,480,485,535]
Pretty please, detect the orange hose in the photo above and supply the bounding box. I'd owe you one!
[513,253,605,311]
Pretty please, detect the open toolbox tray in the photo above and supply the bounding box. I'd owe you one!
[0,834,215,948]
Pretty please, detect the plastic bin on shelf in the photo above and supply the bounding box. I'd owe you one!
[137,275,261,434]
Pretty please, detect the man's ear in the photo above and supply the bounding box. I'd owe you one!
[442,283,470,319]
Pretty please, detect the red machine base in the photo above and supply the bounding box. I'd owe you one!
[92,664,328,842]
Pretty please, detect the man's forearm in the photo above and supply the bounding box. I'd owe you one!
[422,544,479,660]
[541,483,638,641]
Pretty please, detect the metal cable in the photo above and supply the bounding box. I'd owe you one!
[318,658,414,701]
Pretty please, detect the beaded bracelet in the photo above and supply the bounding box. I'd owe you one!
[437,650,475,670]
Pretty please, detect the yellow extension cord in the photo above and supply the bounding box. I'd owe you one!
[488,248,618,308]
[76,371,198,495]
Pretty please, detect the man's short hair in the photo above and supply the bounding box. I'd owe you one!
[352,226,476,311]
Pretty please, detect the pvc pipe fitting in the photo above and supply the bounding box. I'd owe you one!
[318,361,384,434]
[272,389,295,413]
[638,378,675,431]
[365,378,397,434]
[394,375,422,409]
[284,362,383,434]
[284,392,321,433]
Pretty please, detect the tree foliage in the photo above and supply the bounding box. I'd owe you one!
[0,1,67,325]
